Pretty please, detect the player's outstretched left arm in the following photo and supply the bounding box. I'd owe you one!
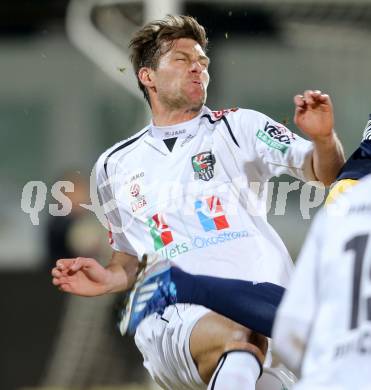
[294,90,345,186]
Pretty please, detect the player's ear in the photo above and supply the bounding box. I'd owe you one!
[138,67,155,88]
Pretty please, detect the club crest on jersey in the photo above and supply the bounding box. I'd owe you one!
[192,151,216,181]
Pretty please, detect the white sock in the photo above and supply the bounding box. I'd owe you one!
[207,351,261,390]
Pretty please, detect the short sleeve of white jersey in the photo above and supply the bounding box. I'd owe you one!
[95,152,137,256]
[231,109,316,182]
[272,210,324,377]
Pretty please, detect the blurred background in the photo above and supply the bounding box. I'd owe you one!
[1,0,371,389]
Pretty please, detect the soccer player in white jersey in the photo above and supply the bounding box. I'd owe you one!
[51,15,345,389]
[273,173,371,390]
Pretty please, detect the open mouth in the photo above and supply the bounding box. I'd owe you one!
[191,81,203,89]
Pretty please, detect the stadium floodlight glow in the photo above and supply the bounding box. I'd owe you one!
[66,0,141,99]
[66,0,370,102]
[66,0,181,101]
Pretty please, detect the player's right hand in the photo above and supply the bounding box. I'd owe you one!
[51,257,111,297]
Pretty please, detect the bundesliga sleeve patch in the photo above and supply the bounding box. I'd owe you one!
[256,121,296,154]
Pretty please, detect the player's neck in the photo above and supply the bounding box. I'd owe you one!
[151,104,203,127]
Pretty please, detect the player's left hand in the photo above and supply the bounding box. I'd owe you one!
[294,90,334,141]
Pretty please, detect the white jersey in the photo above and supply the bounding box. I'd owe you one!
[96,106,315,287]
[273,174,371,390]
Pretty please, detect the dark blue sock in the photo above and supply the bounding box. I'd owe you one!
[170,267,284,338]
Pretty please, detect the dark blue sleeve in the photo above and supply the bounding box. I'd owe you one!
[336,140,371,181]
[336,114,371,181]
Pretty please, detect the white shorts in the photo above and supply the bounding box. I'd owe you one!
[134,303,210,390]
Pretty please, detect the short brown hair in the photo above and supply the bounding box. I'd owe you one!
[129,15,208,104]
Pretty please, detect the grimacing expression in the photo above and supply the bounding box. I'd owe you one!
[151,38,210,110]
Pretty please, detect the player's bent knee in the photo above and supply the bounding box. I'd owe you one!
[224,340,266,368]
[190,313,268,383]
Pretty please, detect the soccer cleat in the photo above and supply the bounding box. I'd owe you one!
[118,255,177,336]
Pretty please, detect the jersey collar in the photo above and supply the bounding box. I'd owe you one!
[148,106,209,140]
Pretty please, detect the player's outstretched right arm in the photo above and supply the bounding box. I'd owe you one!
[51,251,139,297]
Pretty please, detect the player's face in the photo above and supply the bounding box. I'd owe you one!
[152,38,210,111]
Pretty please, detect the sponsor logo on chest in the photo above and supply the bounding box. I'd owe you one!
[195,195,229,231]
[146,195,248,260]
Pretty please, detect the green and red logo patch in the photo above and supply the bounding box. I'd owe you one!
[191,151,216,181]
[147,213,174,250]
